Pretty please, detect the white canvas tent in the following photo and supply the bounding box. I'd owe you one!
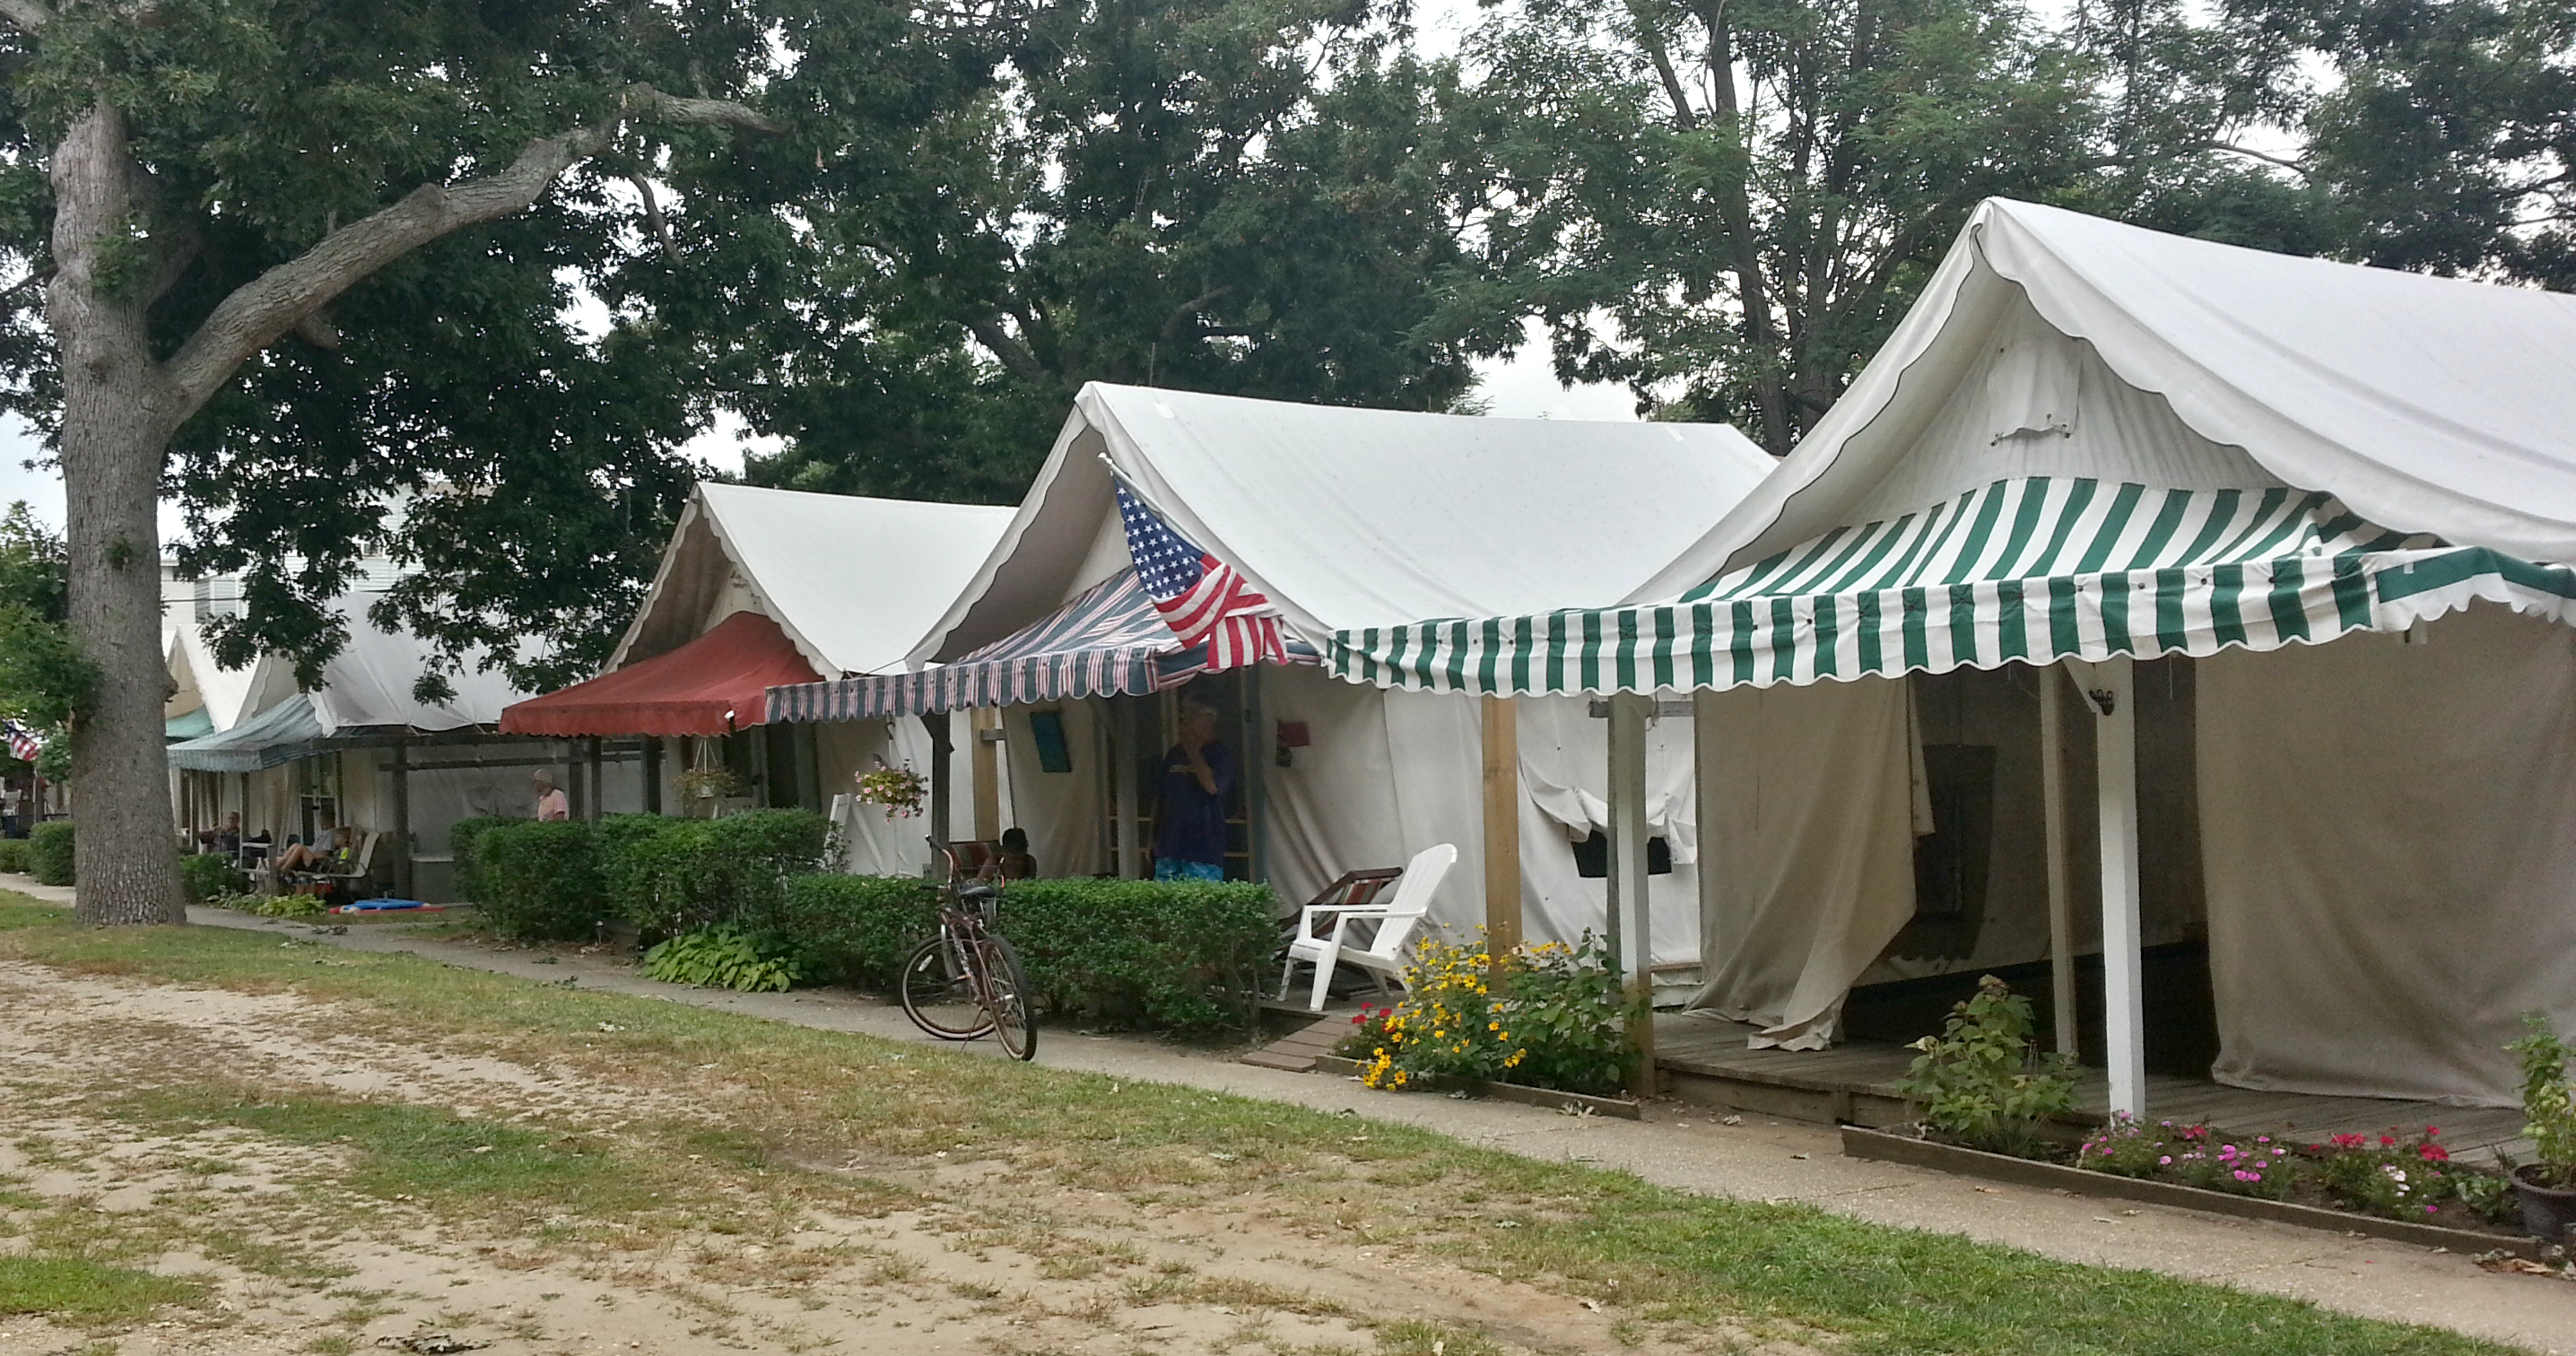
[507,482,1018,875]
[774,383,1774,978]
[1328,198,2576,1109]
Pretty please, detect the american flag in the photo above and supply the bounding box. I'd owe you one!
[3,721,39,763]
[1114,480,1289,671]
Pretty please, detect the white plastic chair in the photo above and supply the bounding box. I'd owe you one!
[1281,842,1458,1013]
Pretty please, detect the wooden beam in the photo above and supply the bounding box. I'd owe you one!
[1480,696,1522,960]
[970,707,1002,840]
[2087,656,2145,1118]
[2040,666,2078,1057]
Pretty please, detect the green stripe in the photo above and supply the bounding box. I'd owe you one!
[1580,611,1603,692]
[1813,595,1840,679]
[2210,564,2248,647]
[2374,546,2576,604]
[1384,625,1412,688]
[1821,515,1917,593]
[1510,615,1535,693]
[2267,559,2311,643]
[1996,578,2028,659]
[2048,576,2083,656]
[2124,489,2195,569]
[2329,557,2371,631]
[1865,503,1953,592]
[1857,590,1884,674]
[2208,486,2292,561]
[1450,621,1475,691]
[1769,596,1797,684]
[1944,482,2013,583]
[1947,583,1979,666]
[2239,490,2333,562]
[1767,526,1859,596]
[2032,479,2099,580]
[1730,601,1757,684]
[2154,567,2189,652]
[1709,548,1797,602]
[2074,482,2146,572]
[1477,617,1502,692]
[1651,607,1676,690]
[1688,603,1717,688]
[2170,488,2241,566]
[1984,477,2053,580]
[2101,572,2134,655]
[1908,491,1981,586]
[1545,612,1568,693]
[1901,588,1931,671]
[1781,524,1881,597]
[1615,609,1640,691]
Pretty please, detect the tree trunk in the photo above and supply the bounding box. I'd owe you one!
[51,102,186,926]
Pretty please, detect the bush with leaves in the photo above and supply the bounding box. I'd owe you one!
[470,821,609,940]
[1894,974,2077,1155]
[641,926,800,993]
[25,821,73,886]
[1357,933,1641,1098]
[2511,1013,2576,1188]
[771,873,939,991]
[0,838,27,874]
[602,808,831,938]
[447,815,525,903]
[999,878,1275,1032]
[178,852,248,903]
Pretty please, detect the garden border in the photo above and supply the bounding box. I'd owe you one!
[1310,1054,1643,1120]
[1841,1125,2549,1261]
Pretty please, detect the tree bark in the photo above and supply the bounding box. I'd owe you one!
[51,102,186,926]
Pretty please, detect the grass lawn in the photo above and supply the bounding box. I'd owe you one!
[0,893,2528,1355]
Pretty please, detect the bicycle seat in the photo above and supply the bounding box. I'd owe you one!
[957,882,999,903]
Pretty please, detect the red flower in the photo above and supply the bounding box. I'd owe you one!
[2424,1126,2441,1137]
[2379,1134,2396,1147]
[2419,1144,2450,1163]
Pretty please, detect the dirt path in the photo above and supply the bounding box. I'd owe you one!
[0,957,1806,1356]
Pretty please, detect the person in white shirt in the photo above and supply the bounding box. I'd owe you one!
[533,770,570,821]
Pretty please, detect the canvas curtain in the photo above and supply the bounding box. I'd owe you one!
[1691,676,1920,1049]
[2198,604,2576,1106]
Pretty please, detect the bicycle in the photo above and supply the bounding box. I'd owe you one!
[898,840,1038,1060]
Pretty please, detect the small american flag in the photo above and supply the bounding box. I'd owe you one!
[3,721,39,763]
[1115,480,1289,671]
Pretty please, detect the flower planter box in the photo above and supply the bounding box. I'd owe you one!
[1312,1054,1642,1120]
[1841,1125,2550,1261]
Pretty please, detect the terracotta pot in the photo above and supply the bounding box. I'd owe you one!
[2511,1163,2576,1243]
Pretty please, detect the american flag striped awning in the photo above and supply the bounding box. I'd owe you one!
[766,569,1318,723]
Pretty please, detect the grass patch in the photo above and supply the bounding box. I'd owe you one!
[0,893,2523,1356]
[0,1254,199,1322]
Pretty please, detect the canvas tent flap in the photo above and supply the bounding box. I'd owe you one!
[309,612,525,734]
[502,610,821,736]
[167,693,328,772]
[911,383,1779,660]
[611,484,1015,677]
[163,708,215,741]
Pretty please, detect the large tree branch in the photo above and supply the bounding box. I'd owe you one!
[161,85,780,417]
[964,313,1050,383]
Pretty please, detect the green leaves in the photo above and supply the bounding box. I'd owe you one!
[641,925,801,993]
[1894,974,2077,1155]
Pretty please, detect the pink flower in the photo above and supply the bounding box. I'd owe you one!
[2157,1155,2171,1165]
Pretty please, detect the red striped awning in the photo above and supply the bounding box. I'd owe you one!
[500,611,822,737]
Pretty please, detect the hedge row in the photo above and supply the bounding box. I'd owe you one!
[27,821,73,886]
[776,874,1275,1032]
[0,838,26,874]
[460,810,832,942]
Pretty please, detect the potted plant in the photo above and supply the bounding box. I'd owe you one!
[1893,975,2078,1158]
[2507,1013,2576,1242]
[853,761,927,819]
[677,767,748,802]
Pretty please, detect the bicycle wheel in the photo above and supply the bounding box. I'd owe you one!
[900,935,995,1040]
[979,934,1038,1061]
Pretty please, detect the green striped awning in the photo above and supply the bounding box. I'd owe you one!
[1328,477,2576,696]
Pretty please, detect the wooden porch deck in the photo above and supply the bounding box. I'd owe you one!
[1654,1010,2534,1164]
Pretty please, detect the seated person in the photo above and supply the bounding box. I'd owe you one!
[196,812,243,856]
[274,825,357,877]
[975,827,1039,882]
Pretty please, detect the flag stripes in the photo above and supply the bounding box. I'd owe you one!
[1329,477,2576,697]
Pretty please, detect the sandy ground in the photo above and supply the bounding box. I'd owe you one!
[0,952,1806,1356]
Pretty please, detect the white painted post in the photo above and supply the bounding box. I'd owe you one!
[2089,656,2145,1118]
[1605,691,1655,1094]
[2039,667,2078,1058]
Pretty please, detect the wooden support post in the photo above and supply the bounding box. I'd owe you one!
[1480,696,1522,963]
[563,742,586,821]
[643,737,663,815]
[584,736,604,822]
[923,710,954,850]
[970,707,1002,841]
[1605,692,1657,1097]
[390,739,413,900]
[2085,656,2145,1118]
[2040,666,2079,1058]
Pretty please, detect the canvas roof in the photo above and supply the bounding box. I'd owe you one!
[609,482,1017,678]
[1635,197,2576,602]
[913,383,1777,660]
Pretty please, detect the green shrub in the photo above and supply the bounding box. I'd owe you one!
[0,838,28,874]
[641,926,800,992]
[471,821,609,940]
[772,874,939,990]
[26,821,74,885]
[1894,974,2078,1155]
[603,808,831,938]
[2511,1012,2576,1186]
[447,815,524,902]
[1350,933,1641,1097]
[178,852,248,902]
[1000,877,1275,1032]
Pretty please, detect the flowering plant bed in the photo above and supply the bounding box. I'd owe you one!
[1330,932,1642,1097]
[2073,1117,2517,1231]
[1309,1051,1642,1119]
[1842,1126,2555,1262]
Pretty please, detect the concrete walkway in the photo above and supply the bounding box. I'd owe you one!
[10,878,2572,1352]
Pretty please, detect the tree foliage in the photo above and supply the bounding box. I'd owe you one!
[0,500,88,738]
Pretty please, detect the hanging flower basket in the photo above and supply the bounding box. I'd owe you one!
[854,762,927,819]
[677,767,748,801]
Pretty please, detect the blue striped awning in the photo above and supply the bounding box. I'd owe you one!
[1327,477,2576,696]
[166,693,331,772]
[769,569,1317,722]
